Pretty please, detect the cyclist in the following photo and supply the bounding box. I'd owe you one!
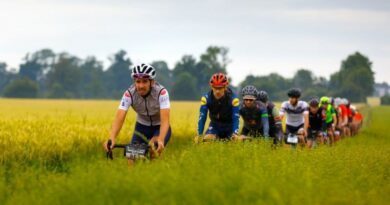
[279,88,309,147]
[257,90,284,144]
[320,96,337,145]
[307,98,325,148]
[104,63,172,164]
[196,73,240,142]
[238,85,269,140]
[337,98,351,137]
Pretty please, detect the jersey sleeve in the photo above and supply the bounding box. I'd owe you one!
[159,89,170,109]
[303,102,309,115]
[279,101,287,116]
[232,95,240,134]
[260,108,270,137]
[197,95,209,135]
[118,90,132,111]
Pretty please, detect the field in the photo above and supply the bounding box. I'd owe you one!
[0,99,389,205]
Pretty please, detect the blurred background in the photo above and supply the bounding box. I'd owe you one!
[0,0,389,102]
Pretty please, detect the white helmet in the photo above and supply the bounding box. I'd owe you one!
[334,97,342,107]
[131,63,156,79]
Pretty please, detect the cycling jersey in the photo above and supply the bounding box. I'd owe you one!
[323,104,336,124]
[309,107,325,131]
[198,88,240,136]
[338,104,349,119]
[279,101,309,127]
[239,101,269,137]
[118,82,170,126]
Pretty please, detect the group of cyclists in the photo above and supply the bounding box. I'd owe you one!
[196,72,364,148]
[104,63,364,163]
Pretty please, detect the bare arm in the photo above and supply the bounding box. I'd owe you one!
[158,109,170,141]
[108,109,127,149]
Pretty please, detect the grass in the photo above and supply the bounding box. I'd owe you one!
[0,99,389,204]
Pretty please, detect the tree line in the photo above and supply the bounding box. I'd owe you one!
[0,46,375,102]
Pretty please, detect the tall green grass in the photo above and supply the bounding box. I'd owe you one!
[0,100,389,205]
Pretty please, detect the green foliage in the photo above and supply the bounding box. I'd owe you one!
[329,52,375,102]
[0,49,381,101]
[46,53,82,98]
[171,72,198,100]
[240,73,292,101]
[381,95,390,105]
[3,78,38,98]
[0,100,389,204]
[104,50,132,98]
[151,61,173,91]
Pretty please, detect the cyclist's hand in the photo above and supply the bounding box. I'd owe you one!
[303,129,308,137]
[194,135,201,144]
[156,138,165,154]
[231,133,239,140]
[103,138,115,152]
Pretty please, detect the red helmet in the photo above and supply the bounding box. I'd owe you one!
[209,73,229,87]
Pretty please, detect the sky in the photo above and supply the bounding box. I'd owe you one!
[1,0,389,86]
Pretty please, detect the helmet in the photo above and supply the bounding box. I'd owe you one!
[241,85,258,100]
[334,97,342,107]
[344,98,350,105]
[287,88,301,98]
[210,73,229,87]
[309,98,319,107]
[131,63,156,79]
[320,96,330,104]
[257,90,269,103]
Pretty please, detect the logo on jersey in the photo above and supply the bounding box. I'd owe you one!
[201,96,207,105]
[232,98,239,107]
[124,91,131,97]
[160,89,167,96]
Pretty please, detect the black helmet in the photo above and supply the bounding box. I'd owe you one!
[241,85,258,99]
[287,88,301,98]
[257,90,268,103]
[309,98,319,107]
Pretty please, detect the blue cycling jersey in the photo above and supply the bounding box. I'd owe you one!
[197,88,240,136]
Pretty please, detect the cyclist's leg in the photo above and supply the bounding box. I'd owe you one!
[326,122,335,145]
[204,122,218,142]
[130,122,154,144]
[129,122,154,163]
[306,128,315,148]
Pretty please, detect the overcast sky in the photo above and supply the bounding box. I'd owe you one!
[1,0,389,86]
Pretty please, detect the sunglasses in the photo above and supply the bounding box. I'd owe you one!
[133,74,151,79]
[244,99,255,102]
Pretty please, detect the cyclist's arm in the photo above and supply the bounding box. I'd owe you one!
[109,109,127,141]
[158,89,170,141]
[111,91,132,141]
[232,97,240,135]
[304,111,309,131]
[279,102,287,120]
[198,96,208,135]
[261,109,269,137]
[158,109,170,141]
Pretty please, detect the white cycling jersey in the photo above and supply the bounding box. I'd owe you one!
[118,82,170,126]
[279,101,309,127]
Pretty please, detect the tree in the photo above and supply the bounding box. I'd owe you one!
[46,53,81,98]
[330,52,375,101]
[104,50,132,98]
[79,56,106,98]
[240,73,292,101]
[171,72,197,100]
[151,61,173,91]
[3,78,38,98]
[19,49,55,81]
[292,69,314,90]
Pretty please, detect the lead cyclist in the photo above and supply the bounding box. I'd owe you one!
[104,63,172,165]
